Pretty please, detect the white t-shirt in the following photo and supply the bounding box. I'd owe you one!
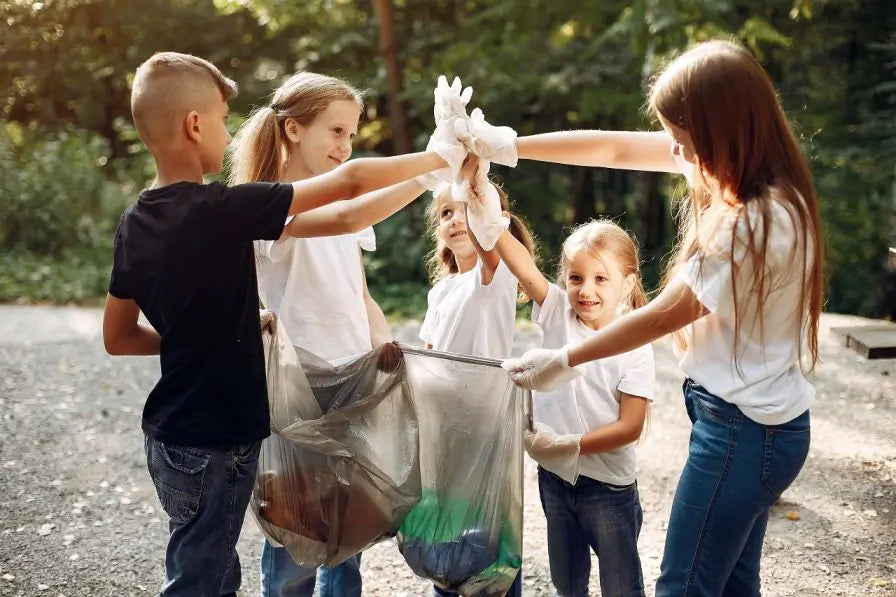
[533,283,654,486]
[419,259,518,358]
[255,225,375,363]
[675,193,815,425]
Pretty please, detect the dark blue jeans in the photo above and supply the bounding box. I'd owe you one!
[260,539,362,597]
[144,434,262,597]
[655,380,810,597]
[538,467,645,597]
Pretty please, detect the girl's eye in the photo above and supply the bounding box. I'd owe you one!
[333,127,344,135]
[568,275,582,282]
[441,209,453,218]
[596,276,608,283]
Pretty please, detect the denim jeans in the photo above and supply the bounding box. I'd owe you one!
[144,434,261,597]
[655,380,810,597]
[538,467,645,597]
[260,540,362,597]
[432,569,522,597]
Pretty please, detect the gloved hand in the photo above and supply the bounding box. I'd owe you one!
[501,347,581,392]
[421,119,468,184]
[454,107,519,167]
[433,75,473,126]
[450,156,506,251]
[523,422,582,484]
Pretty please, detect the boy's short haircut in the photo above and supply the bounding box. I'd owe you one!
[131,52,238,148]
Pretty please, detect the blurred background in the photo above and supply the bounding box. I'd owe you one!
[1,0,894,319]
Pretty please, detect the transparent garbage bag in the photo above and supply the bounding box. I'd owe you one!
[397,346,527,597]
[254,312,420,568]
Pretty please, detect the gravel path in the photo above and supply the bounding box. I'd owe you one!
[0,306,894,596]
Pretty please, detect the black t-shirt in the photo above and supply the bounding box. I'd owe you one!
[109,181,293,447]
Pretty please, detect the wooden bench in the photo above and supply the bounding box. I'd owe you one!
[831,324,896,359]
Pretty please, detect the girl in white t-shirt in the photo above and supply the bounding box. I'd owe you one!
[483,212,653,597]
[418,161,535,597]
[229,72,446,597]
[496,40,822,597]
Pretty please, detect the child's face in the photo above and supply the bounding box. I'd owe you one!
[659,116,697,165]
[436,197,476,261]
[563,249,632,330]
[197,93,232,174]
[287,100,361,176]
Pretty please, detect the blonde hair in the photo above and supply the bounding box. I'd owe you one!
[228,72,363,184]
[558,219,648,314]
[131,52,237,149]
[649,40,823,370]
[425,184,537,286]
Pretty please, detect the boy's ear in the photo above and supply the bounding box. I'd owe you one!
[185,111,202,143]
[284,118,302,144]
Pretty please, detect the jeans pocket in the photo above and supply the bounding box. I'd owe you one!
[149,441,210,524]
[233,440,261,466]
[761,424,810,497]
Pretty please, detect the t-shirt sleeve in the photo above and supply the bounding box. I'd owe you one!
[532,282,567,331]
[205,182,293,241]
[418,284,442,345]
[255,216,294,263]
[108,215,133,299]
[356,226,376,252]
[675,214,741,318]
[617,344,655,401]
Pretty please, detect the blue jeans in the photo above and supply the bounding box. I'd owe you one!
[432,570,522,597]
[144,434,261,597]
[538,467,644,597]
[260,540,362,597]
[655,380,810,597]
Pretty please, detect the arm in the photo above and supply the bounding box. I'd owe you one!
[567,278,708,366]
[579,393,648,454]
[467,219,500,285]
[102,294,160,355]
[493,229,548,305]
[283,179,425,238]
[287,151,445,216]
[516,131,678,173]
[360,256,393,347]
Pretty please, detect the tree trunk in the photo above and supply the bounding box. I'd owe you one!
[371,0,413,155]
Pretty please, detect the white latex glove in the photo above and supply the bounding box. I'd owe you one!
[424,118,468,178]
[433,75,473,125]
[415,168,452,192]
[523,422,582,484]
[451,158,506,251]
[502,347,581,392]
[454,107,518,167]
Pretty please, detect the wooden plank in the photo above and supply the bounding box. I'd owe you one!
[830,324,896,359]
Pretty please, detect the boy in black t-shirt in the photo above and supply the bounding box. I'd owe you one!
[103,52,464,596]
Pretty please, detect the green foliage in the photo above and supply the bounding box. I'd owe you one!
[1,0,894,318]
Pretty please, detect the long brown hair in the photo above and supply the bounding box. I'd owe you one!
[650,40,823,370]
[228,72,362,184]
[558,219,648,314]
[425,183,537,286]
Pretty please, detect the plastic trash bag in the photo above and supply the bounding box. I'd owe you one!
[253,312,420,568]
[397,347,525,597]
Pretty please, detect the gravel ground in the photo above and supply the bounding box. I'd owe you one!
[0,305,894,596]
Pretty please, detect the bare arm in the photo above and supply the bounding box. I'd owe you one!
[579,394,648,454]
[283,179,425,238]
[102,294,161,355]
[360,254,393,347]
[567,278,708,367]
[516,131,679,173]
[287,151,445,216]
[493,229,549,305]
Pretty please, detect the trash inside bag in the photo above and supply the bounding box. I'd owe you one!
[254,314,420,568]
[397,347,525,597]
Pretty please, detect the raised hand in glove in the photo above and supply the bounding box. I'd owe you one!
[450,155,506,251]
[502,347,581,392]
[454,107,519,167]
[523,422,582,484]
